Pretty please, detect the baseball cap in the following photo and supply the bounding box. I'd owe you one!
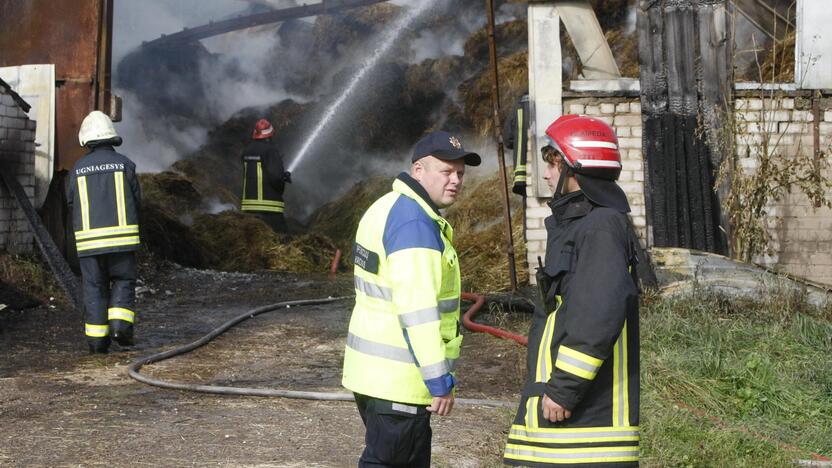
[412,130,481,166]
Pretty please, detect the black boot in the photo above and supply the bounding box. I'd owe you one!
[111,322,134,347]
[88,337,111,354]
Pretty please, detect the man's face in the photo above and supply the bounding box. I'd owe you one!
[543,160,562,193]
[412,156,466,208]
[542,151,579,194]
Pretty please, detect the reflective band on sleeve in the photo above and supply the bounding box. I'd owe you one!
[78,176,90,231]
[77,236,141,252]
[354,276,392,301]
[85,323,109,337]
[555,345,602,380]
[437,297,459,313]
[418,359,450,380]
[75,225,139,240]
[398,307,440,328]
[114,171,127,227]
[108,307,135,323]
[504,444,639,463]
[346,332,413,363]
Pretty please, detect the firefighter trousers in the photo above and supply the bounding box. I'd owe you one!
[79,251,137,351]
[354,393,431,468]
[253,212,288,234]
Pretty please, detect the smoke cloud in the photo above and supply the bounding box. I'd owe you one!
[112,0,525,219]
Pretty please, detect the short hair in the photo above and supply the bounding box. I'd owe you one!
[541,145,564,169]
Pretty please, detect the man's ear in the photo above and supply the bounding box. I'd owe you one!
[411,160,424,180]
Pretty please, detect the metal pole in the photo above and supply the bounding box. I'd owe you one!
[485,0,518,291]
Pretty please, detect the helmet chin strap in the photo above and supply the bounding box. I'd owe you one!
[553,166,573,200]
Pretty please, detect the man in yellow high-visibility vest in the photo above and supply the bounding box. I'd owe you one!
[342,130,480,467]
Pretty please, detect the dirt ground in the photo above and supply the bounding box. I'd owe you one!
[0,263,530,467]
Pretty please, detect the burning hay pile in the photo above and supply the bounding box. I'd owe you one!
[138,170,341,274]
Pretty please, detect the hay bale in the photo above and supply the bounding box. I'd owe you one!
[139,203,207,268]
[191,211,279,272]
[139,171,204,217]
[460,50,528,137]
[446,172,529,292]
[463,20,528,64]
[267,233,341,273]
[307,175,391,253]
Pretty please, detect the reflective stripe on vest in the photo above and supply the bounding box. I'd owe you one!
[613,320,630,427]
[346,332,451,381]
[114,171,127,227]
[504,444,639,464]
[354,275,392,301]
[78,176,90,231]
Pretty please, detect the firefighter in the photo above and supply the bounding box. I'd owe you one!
[342,131,481,467]
[240,118,291,233]
[502,93,530,196]
[504,115,641,467]
[67,111,142,354]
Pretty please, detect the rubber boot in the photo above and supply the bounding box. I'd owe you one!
[88,336,111,354]
[110,321,134,347]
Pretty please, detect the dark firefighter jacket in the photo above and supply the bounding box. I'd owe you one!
[503,94,529,196]
[67,146,141,257]
[240,140,286,214]
[504,191,640,468]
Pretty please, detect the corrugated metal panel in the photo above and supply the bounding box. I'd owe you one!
[796,0,832,89]
[0,0,112,170]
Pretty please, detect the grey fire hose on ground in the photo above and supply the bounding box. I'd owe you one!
[128,295,515,408]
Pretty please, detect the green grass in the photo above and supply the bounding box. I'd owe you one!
[640,290,832,466]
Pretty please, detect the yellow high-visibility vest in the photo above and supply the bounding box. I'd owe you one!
[342,174,462,405]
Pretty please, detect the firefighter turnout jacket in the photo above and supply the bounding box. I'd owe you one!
[240,140,286,214]
[67,146,141,257]
[503,94,529,195]
[342,173,462,405]
[504,191,640,467]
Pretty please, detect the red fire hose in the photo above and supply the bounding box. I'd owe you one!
[461,292,527,346]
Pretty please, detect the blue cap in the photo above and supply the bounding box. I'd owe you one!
[412,131,481,166]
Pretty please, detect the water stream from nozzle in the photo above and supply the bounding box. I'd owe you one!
[286,0,437,173]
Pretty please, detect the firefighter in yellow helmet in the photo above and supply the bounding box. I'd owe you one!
[504,115,641,467]
[68,111,142,354]
[240,118,290,232]
[342,130,480,467]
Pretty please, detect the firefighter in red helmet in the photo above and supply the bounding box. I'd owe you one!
[504,115,641,467]
[240,118,291,233]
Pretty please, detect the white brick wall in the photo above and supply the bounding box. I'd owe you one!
[523,93,832,286]
[0,89,36,254]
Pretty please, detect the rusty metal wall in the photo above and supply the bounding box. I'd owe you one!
[0,0,113,171]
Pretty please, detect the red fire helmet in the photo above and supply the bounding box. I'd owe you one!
[544,114,622,181]
[252,118,275,140]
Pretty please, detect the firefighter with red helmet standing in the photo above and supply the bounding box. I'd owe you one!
[240,118,291,233]
[504,115,641,467]
[68,111,142,354]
